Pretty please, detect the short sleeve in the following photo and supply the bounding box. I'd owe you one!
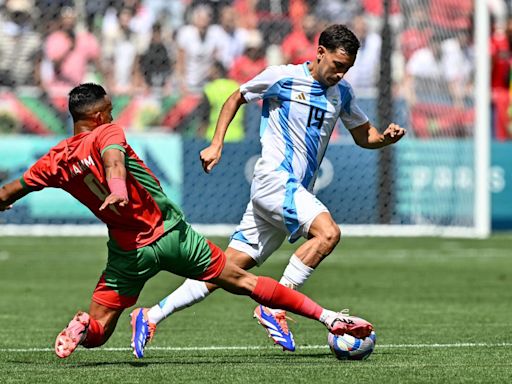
[338,83,369,130]
[240,66,286,103]
[23,150,62,190]
[95,124,128,156]
[176,26,191,49]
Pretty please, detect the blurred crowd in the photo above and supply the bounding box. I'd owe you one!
[0,0,509,140]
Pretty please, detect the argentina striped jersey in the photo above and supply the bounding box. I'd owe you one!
[240,62,369,191]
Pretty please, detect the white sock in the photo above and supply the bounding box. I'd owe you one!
[279,254,314,290]
[264,255,315,315]
[147,279,210,324]
[319,309,337,324]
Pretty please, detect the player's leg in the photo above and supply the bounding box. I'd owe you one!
[130,217,282,358]
[55,298,126,357]
[132,250,259,358]
[280,211,340,289]
[254,205,339,349]
[300,211,341,265]
[55,241,158,358]
[130,248,254,359]
[149,204,292,351]
[227,214,296,350]
[141,176,294,352]
[54,287,127,358]
[276,179,340,288]
[201,236,371,350]
[210,259,373,338]
[87,301,124,344]
[142,200,276,324]
[247,179,334,349]
[145,247,256,324]
[263,209,339,345]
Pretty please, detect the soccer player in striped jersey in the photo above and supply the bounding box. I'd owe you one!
[133,24,405,355]
[0,83,373,359]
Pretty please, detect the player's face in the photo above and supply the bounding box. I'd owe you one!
[316,46,356,86]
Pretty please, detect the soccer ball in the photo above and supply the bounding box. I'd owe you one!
[327,331,377,360]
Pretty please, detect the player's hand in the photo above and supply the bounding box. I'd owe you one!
[199,144,222,173]
[99,194,129,211]
[383,123,406,144]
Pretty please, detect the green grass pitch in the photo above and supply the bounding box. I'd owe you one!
[1,234,512,383]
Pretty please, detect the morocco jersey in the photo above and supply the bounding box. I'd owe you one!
[21,123,183,250]
[240,62,369,190]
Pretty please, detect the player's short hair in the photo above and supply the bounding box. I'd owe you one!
[68,83,107,122]
[319,24,360,56]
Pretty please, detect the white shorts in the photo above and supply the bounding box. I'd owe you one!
[228,170,328,265]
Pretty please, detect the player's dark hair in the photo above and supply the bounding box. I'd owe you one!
[68,83,107,122]
[319,24,360,56]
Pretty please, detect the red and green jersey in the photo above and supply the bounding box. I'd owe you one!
[21,123,183,250]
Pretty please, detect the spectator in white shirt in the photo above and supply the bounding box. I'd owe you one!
[176,5,219,94]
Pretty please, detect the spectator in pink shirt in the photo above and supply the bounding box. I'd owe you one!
[40,6,103,110]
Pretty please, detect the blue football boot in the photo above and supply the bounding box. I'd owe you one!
[130,308,156,358]
[254,305,296,352]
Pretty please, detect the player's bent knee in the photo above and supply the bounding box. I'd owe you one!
[225,247,258,270]
[320,225,341,249]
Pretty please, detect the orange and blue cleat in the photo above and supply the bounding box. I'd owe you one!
[130,308,156,358]
[254,305,296,352]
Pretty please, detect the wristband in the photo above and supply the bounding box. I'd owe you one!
[107,177,128,200]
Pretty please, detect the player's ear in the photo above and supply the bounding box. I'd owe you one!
[317,45,326,61]
[94,111,103,125]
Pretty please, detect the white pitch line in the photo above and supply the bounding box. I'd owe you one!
[2,342,512,353]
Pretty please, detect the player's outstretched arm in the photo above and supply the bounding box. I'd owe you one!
[0,179,30,211]
[199,90,247,173]
[350,122,406,149]
[99,148,129,211]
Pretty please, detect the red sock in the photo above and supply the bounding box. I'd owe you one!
[82,317,105,348]
[250,276,323,320]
